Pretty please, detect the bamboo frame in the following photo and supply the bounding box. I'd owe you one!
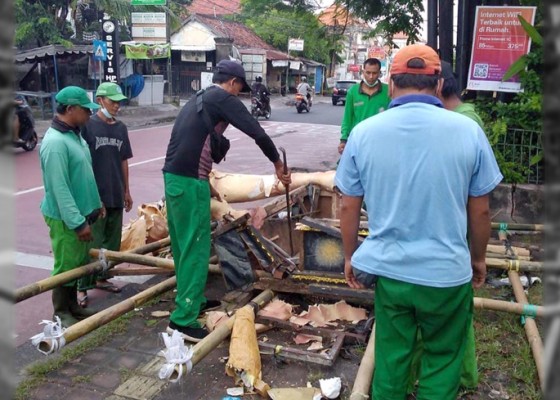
[16,237,171,303]
[508,271,544,390]
[37,276,177,354]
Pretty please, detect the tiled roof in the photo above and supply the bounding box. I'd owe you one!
[193,14,275,50]
[187,0,241,16]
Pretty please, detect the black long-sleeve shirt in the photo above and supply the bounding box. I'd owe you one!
[163,85,280,180]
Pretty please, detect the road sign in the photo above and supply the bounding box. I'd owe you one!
[93,40,107,61]
[131,0,166,5]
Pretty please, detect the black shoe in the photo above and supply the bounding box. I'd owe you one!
[166,321,209,343]
[201,299,222,312]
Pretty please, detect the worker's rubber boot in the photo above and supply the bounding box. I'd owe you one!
[52,286,79,328]
[67,285,97,320]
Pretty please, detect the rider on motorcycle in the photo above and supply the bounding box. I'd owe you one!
[296,76,312,107]
[251,76,271,112]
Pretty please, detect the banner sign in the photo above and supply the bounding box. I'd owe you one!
[125,43,170,59]
[466,6,536,92]
[288,39,304,51]
[368,46,386,60]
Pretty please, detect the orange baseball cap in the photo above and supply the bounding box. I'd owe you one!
[390,44,442,75]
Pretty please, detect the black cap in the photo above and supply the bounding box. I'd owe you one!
[441,61,455,80]
[215,59,251,93]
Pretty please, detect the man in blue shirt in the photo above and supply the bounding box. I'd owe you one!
[335,44,502,399]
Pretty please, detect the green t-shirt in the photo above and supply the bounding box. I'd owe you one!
[340,81,391,141]
[454,103,484,129]
[40,127,102,230]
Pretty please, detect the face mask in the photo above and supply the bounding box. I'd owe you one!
[363,79,379,88]
[99,99,114,119]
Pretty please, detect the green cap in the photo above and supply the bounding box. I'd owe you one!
[55,86,100,109]
[95,82,127,101]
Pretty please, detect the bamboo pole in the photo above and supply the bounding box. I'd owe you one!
[189,289,275,367]
[487,244,530,257]
[350,323,376,400]
[37,276,177,354]
[508,270,544,390]
[90,248,176,270]
[16,237,171,303]
[491,222,544,231]
[486,257,543,273]
[473,297,543,317]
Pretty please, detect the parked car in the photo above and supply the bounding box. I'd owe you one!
[331,80,359,106]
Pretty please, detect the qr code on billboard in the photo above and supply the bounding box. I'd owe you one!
[473,63,489,78]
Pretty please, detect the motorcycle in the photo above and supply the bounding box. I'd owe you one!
[295,93,312,113]
[13,96,38,151]
[250,95,271,120]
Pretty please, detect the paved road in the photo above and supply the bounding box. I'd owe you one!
[15,100,344,347]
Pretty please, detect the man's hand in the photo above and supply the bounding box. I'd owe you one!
[76,224,93,242]
[345,260,365,289]
[338,141,346,155]
[471,259,486,288]
[274,162,292,187]
[124,192,134,212]
[100,204,107,219]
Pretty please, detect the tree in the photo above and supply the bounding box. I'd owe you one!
[15,0,182,49]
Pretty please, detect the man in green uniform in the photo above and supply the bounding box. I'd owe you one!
[338,58,391,155]
[40,86,103,327]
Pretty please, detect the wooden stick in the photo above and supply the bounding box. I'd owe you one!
[350,322,376,400]
[486,257,542,272]
[508,271,544,390]
[37,276,177,354]
[15,237,171,303]
[190,289,275,367]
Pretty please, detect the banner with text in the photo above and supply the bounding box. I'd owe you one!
[467,6,536,92]
[125,43,170,59]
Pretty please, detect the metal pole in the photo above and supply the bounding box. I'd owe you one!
[52,54,60,92]
[438,0,454,62]
[456,0,470,91]
[427,0,438,50]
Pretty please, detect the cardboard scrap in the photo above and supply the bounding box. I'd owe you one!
[306,342,324,352]
[267,387,322,400]
[257,299,293,321]
[293,334,323,345]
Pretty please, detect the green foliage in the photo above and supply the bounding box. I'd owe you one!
[240,1,340,64]
[341,0,424,46]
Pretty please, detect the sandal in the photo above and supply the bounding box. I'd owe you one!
[96,281,122,293]
[78,294,89,308]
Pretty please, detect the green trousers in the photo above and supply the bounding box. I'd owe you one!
[408,320,478,392]
[78,207,123,291]
[164,172,211,328]
[44,216,92,287]
[373,277,473,400]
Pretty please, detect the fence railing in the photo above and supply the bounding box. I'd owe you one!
[494,128,543,184]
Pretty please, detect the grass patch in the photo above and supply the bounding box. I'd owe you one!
[145,319,159,327]
[15,310,135,400]
[72,375,91,384]
[119,367,135,383]
[473,282,542,400]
